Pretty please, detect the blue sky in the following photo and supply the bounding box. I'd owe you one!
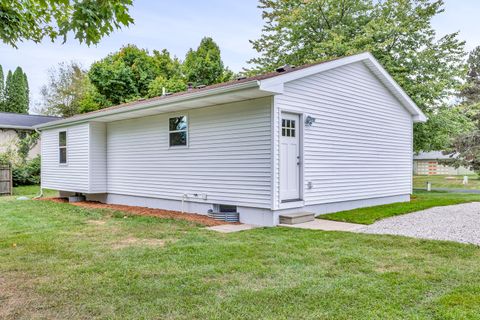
[0,0,478,112]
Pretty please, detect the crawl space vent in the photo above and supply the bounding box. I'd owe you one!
[208,205,239,222]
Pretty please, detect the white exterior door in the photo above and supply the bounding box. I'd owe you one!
[280,112,301,201]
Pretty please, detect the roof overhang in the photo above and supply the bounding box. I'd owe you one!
[259,52,427,123]
[0,125,34,130]
[36,52,426,130]
[36,81,272,130]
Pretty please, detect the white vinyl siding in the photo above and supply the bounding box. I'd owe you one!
[107,97,272,208]
[274,61,413,207]
[89,122,107,193]
[41,123,90,193]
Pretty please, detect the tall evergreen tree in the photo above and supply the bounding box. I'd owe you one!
[2,70,13,112]
[4,67,29,113]
[0,65,4,110]
[23,71,30,110]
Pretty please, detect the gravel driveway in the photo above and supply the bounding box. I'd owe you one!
[357,202,480,245]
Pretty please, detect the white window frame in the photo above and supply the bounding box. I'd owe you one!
[59,130,68,165]
[168,115,188,148]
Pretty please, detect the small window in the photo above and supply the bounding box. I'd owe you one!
[59,131,67,164]
[169,116,188,147]
[281,118,296,137]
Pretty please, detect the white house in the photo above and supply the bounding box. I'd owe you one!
[36,53,426,226]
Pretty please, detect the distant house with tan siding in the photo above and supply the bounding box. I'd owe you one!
[413,151,474,175]
[0,112,60,159]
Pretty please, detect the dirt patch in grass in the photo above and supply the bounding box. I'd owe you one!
[111,237,168,249]
[0,274,53,319]
[40,198,230,226]
[86,219,107,226]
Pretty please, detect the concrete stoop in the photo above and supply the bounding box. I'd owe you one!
[279,212,315,225]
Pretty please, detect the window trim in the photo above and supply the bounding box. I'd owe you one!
[59,130,68,165]
[281,118,296,137]
[168,114,189,148]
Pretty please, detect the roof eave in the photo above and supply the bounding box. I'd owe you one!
[0,125,34,130]
[35,80,261,130]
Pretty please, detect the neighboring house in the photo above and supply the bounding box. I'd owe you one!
[0,112,61,159]
[36,52,426,226]
[413,151,474,175]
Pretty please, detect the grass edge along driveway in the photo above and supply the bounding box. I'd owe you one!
[320,191,480,225]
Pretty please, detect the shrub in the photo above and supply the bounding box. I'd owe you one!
[12,156,41,186]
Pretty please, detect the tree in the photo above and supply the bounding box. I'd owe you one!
[88,45,184,105]
[39,61,101,117]
[249,0,467,152]
[0,0,134,48]
[445,46,480,173]
[183,37,233,86]
[147,76,187,98]
[2,67,29,113]
[153,49,183,80]
[459,46,480,106]
[0,65,4,110]
[3,71,12,112]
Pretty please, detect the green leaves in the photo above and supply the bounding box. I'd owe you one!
[147,76,187,98]
[88,45,173,105]
[0,66,29,114]
[459,46,480,106]
[183,37,233,87]
[40,38,232,116]
[86,39,232,109]
[445,47,480,173]
[250,0,467,151]
[39,61,101,117]
[0,0,134,48]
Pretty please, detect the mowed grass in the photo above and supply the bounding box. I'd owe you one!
[413,175,480,190]
[1,189,480,319]
[320,191,480,225]
[12,184,57,197]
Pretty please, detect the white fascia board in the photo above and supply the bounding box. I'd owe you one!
[258,52,427,123]
[363,54,427,123]
[0,125,34,130]
[35,80,260,130]
[258,53,373,93]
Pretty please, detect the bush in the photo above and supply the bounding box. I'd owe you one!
[12,156,41,186]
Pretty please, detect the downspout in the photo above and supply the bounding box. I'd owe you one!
[32,128,43,199]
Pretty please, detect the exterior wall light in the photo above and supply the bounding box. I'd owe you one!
[305,115,316,127]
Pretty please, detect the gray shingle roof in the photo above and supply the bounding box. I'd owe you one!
[0,112,61,129]
[414,151,455,160]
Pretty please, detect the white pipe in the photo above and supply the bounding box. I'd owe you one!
[181,193,188,213]
[33,187,44,199]
[33,128,44,199]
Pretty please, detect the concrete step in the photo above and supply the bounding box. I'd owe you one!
[279,212,315,225]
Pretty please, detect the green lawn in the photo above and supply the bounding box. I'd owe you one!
[12,184,57,197]
[1,188,480,319]
[320,191,480,225]
[413,175,480,190]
